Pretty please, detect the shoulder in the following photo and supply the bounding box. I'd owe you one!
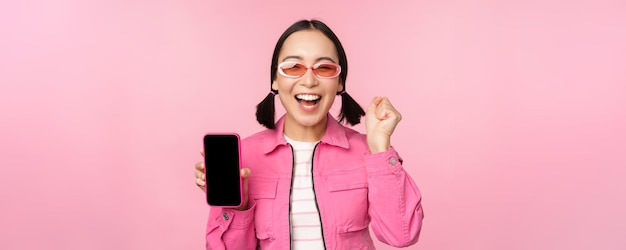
[343,125,365,139]
[327,115,367,145]
[339,125,368,147]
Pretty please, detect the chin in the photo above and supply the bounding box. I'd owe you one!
[291,113,328,128]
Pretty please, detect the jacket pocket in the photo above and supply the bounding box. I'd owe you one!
[327,167,368,192]
[327,175,368,192]
[327,168,368,192]
[338,220,369,233]
[326,168,369,235]
[248,177,278,243]
[337,221,372,250]
[248,177,278,199]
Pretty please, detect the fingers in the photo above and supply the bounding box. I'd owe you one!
[369,97,399,120]
[376,100,390,120]
[367,96,383,114]
[195,161,206,191]
[197,150,206,190]
[195,176,206,188]
[195,161,205,173]
[368,96,387,120]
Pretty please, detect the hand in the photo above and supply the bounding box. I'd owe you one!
[365,97,402,154]
[195,149,252,211]
[194,155,207,193]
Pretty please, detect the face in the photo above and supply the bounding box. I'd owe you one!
[271,29,344,130]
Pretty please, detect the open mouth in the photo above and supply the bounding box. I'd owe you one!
[295,94,321,106]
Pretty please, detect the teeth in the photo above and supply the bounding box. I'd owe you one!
[296,94,320,101]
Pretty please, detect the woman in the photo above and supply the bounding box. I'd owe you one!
[195,19,423,249]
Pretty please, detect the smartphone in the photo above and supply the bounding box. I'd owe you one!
[203,133,243,207]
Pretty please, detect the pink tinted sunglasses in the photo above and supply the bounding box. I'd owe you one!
[277,61,341,79]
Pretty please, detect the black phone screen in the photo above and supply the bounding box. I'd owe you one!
[203,134,242,206]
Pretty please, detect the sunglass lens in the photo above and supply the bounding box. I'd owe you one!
[314,64,339,77]
[280,63,306,77]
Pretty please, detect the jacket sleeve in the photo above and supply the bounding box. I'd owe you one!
[205,199,257,250]
[364,146,424,247]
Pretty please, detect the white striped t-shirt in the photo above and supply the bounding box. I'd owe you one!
[285,135,325,250]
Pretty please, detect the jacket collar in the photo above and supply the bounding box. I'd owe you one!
[262,113,350,154]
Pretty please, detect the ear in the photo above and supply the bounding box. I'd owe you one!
[271,80,278,93]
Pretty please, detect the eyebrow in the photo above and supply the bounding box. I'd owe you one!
[281,56,337,63]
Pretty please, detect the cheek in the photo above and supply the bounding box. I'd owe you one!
[322,80,342,93]
[274,78,295,91]
[278,93,291,104]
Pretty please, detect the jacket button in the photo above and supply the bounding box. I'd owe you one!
[223,213,229,221]
[390,157,397,166]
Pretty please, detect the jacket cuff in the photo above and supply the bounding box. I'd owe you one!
[216,199,256,229]
[364,146,404,176]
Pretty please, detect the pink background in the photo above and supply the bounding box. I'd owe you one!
[1,0,625,249]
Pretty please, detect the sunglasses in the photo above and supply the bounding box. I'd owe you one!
[277,61,341,79]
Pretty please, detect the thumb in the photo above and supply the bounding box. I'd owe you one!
[240,168,251,179]
[241,168,251,200]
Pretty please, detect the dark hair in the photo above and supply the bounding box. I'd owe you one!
[255,19,365,129]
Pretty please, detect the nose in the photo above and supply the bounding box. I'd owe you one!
[300,67,318,88]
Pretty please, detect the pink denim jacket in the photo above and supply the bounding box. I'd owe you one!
[206,115,424,249]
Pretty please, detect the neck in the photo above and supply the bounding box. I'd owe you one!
[283,115,327,142]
